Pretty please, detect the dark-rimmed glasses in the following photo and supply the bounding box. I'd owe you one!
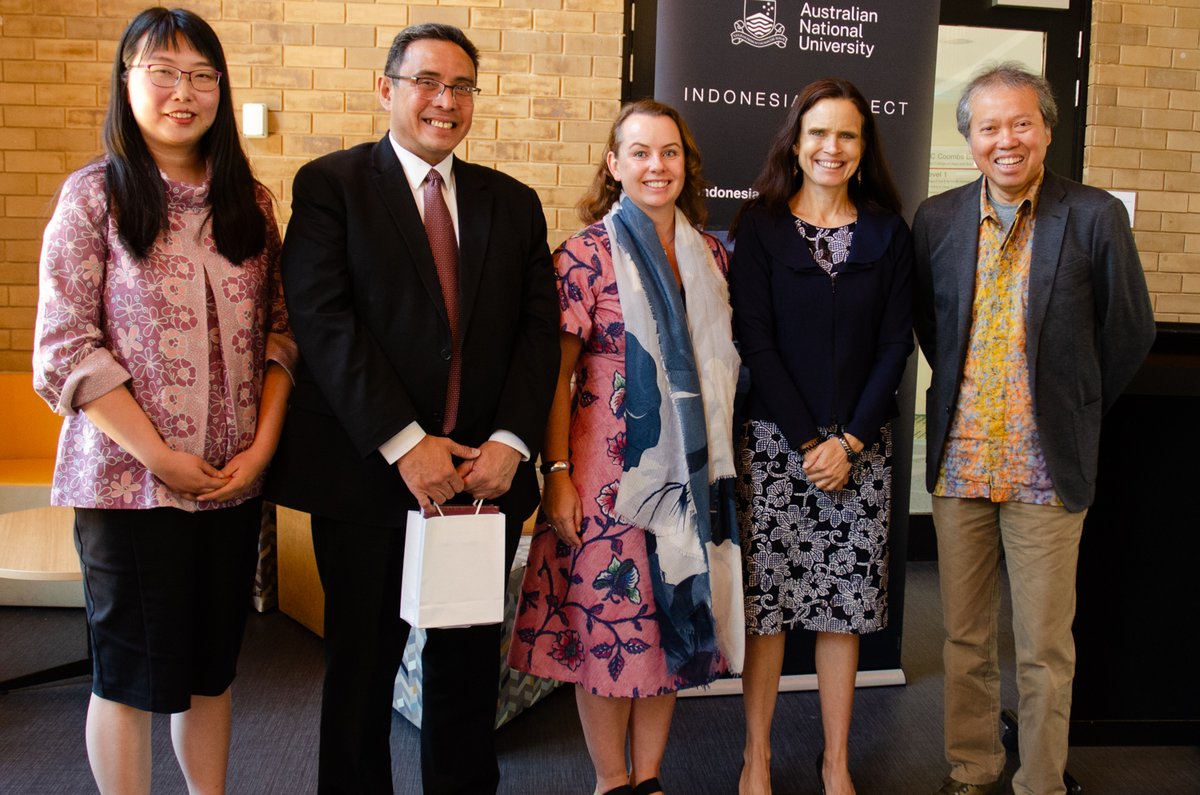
[131,64,222,92]
[386,74,481,102]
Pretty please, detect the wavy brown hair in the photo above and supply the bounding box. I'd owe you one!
[728,78,901,239]
[577,99,708,227]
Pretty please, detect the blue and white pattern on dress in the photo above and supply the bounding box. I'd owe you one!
[603,196,745,674]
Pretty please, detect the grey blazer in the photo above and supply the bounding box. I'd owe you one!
[912,171,1155,512]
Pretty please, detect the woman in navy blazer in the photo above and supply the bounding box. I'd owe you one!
[728,78,913,795]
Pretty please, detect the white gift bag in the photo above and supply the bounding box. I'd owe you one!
[399,500,506,628]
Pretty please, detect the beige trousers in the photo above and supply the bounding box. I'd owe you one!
[932,496,1086,795]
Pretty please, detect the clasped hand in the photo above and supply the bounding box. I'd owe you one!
[149,445,275,503]
[398,436,520,507]
[197,446,274,503]
[148,448,230,501]
[802,437,853,493]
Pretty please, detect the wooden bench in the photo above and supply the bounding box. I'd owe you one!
[0,506,79,581]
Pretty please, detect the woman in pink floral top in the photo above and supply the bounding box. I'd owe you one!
[509,101,743,795]
[31,8,294,792]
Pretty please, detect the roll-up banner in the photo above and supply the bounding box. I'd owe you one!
[649,0,941,692]
[654,0,940,228]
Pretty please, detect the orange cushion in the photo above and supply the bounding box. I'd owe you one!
[0,459,55,486]
[0,373,63,462]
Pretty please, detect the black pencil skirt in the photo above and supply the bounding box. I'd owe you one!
[73,499,262,713]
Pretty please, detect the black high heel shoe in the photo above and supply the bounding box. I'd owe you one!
[816,750,826,795]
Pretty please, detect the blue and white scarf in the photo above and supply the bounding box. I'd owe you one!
[604,196,744,675]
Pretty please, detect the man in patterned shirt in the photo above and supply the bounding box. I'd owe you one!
[912,64,1154,795]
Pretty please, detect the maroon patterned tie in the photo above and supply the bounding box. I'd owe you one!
[423,168,460,434]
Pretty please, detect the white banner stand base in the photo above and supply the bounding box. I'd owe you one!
[679,668,906,698]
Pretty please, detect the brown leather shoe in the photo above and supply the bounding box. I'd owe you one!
[933,776,1004,795]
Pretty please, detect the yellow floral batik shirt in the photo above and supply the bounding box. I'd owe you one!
[934,174,1060,506]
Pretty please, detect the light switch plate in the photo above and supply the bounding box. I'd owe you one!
[242,103,267,138]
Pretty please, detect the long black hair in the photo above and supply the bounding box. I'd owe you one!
[729,78,901,240]
[104,7,265,263]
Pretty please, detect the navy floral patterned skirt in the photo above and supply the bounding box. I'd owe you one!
[735,419,891,636]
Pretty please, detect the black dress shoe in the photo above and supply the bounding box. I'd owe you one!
[632,777,663,795]
[933,776,1003,795]
[599,786,634,795]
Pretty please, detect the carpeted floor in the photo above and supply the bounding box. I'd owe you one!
[1,562,1197,794]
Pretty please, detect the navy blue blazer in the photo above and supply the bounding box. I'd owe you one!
[729,203,914,452]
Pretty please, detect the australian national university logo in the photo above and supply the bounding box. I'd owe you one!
[732,1,788,48]
[732,3,881,58]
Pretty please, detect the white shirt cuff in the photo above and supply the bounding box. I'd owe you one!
[379,421,426,465]
[489,430,530,461]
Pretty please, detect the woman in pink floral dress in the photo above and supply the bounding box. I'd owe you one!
[509,100,743,795]
[32,9,294,792]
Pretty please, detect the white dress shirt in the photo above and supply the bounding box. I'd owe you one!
[377,134,530,465]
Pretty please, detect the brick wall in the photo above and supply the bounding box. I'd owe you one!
[3,1,1198,371]
[0,0,623,371]
[1086,1,1200,322]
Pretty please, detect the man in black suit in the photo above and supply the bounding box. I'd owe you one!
[268,23,558,794]
[913,64,1154,795]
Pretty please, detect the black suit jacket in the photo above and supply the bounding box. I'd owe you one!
[912,171,1155,512]
[268,136,559,527]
